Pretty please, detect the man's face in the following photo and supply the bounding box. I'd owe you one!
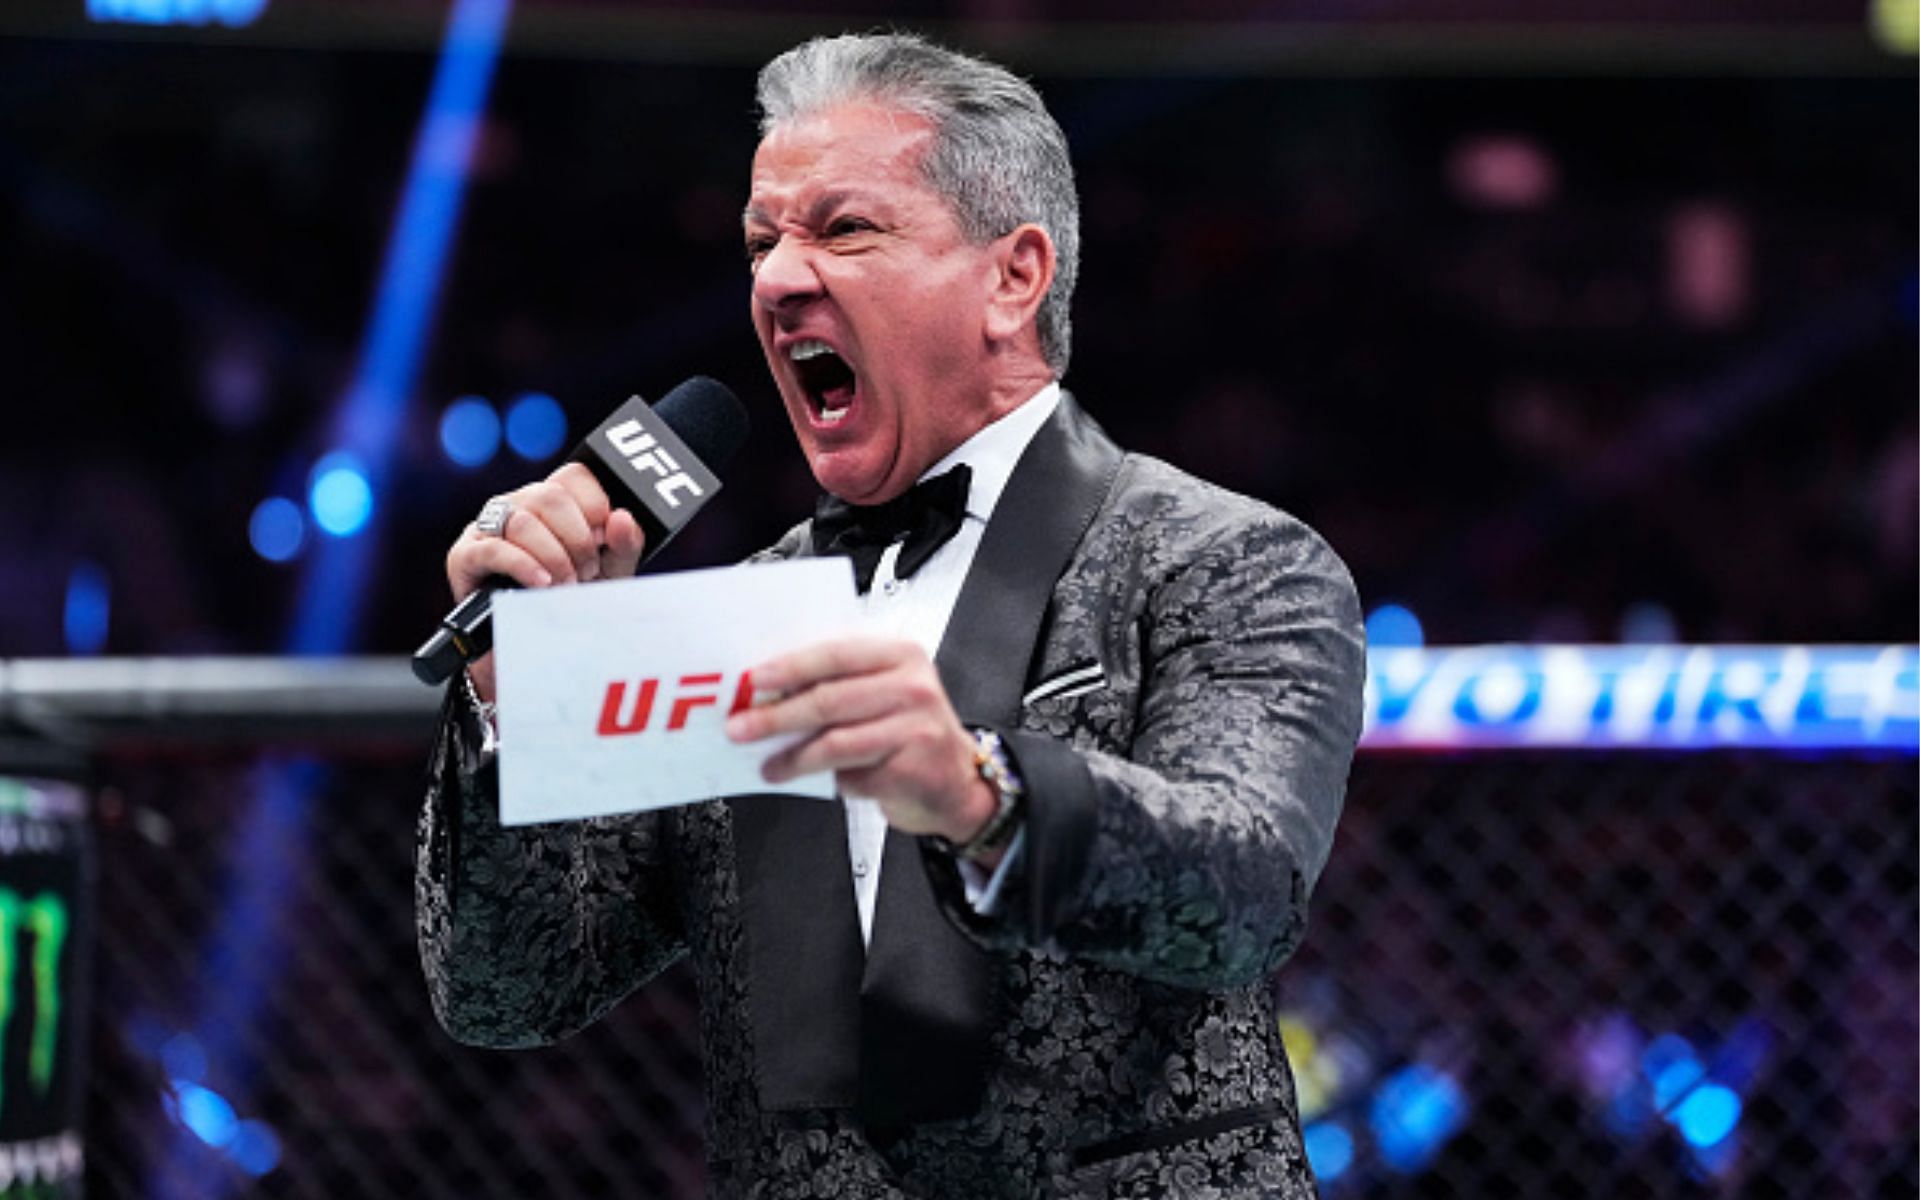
[745,102,1002,504]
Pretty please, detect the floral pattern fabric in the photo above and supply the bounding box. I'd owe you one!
[416,414,1365,1199]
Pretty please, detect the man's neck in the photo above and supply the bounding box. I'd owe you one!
[979,363,1058,423]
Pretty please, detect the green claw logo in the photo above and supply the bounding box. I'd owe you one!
[0,892,66,1115]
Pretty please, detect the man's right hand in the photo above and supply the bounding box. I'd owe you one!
[445,461,647,702]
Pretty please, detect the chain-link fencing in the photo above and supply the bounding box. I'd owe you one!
[80,749,1916,1198]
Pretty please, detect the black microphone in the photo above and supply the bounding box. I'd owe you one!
[411,376,751,686]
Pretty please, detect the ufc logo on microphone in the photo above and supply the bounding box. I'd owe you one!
[596,671,756,736]
[606,420,706,508]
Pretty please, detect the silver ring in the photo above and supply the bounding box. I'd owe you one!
[475,496,514,538]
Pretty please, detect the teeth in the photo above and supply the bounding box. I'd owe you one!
[786,338,852,423]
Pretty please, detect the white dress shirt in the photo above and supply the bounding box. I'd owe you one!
[470,384,1060,946]
[842,382,1059,944]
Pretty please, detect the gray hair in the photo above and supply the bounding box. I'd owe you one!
[756,32,1080,376]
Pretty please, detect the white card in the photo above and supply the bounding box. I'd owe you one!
[493,558,860,825]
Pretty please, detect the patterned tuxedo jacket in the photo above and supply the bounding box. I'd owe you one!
[417,395,1366,1198]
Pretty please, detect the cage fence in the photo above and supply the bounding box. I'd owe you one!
[79,749,1917,1199]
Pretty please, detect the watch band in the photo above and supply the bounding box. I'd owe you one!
[940,727,1026,863]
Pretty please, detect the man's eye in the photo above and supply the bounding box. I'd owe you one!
[826,217,874,238]
[744,236,776,264]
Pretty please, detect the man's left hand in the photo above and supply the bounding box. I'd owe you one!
[725,636,997,846]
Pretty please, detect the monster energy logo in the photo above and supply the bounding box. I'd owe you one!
[0,1132,83,1193]
[0,892,65,1119]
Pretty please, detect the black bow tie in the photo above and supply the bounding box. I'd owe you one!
[811,465,973,593]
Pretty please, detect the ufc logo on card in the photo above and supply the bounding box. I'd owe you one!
[491,558,857,823]
[597,671,757,736]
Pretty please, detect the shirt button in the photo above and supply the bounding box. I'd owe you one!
[881,579,901,597]
[853,859,870,878]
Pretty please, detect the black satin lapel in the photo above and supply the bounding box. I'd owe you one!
[857,827,998,1125]
[728,793,863,1110]
[937,393,1126,727]
[857,394,1126,1125]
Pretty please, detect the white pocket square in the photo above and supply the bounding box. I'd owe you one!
[1022,663,1106,705]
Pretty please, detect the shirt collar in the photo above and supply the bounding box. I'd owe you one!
[920,381,1062,524]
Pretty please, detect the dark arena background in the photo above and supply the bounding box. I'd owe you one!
[0,1,1914,1197]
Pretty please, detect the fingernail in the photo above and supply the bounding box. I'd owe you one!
[534,569,553,587]
[724,714,749,740]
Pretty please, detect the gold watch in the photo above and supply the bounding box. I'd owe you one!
[941,727,1026,863]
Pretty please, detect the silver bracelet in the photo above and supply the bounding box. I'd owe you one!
[459,669,500,755]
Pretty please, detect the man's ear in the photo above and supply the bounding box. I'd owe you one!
[983,224,1056,345]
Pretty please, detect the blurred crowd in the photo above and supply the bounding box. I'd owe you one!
[0,44,1912,657]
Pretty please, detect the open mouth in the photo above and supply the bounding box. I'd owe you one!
[789,339,857,425]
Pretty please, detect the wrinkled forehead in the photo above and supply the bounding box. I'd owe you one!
[747,102,939,211]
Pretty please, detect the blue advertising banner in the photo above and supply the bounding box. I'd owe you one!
[1362,645,1920,752]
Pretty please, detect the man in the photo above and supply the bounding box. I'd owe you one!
[418,32,1365,1199]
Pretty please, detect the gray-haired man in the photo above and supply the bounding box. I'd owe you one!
[420,32,1364,1198]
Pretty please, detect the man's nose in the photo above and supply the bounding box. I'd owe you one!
[751,237,822,312]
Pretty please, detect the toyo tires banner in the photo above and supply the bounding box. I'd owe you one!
[1363,645,1920,751]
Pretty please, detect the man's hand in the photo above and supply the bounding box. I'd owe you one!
[444,462,646,702]
[725,637,1001,851]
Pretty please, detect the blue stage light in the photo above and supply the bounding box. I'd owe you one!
[170,4,514,1200]
[439,396,501,468]
[1674,1084,1741,1148]
[285,0,510,654]
[248,497,305,562]
[175,1083,239,1149]
[1642,1033,1703,1109]
[308,453,374,537]
[1303,1121,1354,1182]
[1366,603,1425,648]
[1371,1063,1469,1172]
[506,392,567,460]
[1652,1057,1708,1112]
[88,0,268,26]
[63,562,110,656]
[228,1121,282,1177]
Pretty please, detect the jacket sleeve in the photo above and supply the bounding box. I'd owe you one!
[415,683,686,1047]
[927,509,1365,990]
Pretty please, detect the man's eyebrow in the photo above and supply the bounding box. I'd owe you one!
[805,190,861,222]
[742,190,878,229]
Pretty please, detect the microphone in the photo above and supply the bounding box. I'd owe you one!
[411,376,751,686]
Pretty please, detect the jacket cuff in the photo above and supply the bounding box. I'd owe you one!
[430,678,502,835]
